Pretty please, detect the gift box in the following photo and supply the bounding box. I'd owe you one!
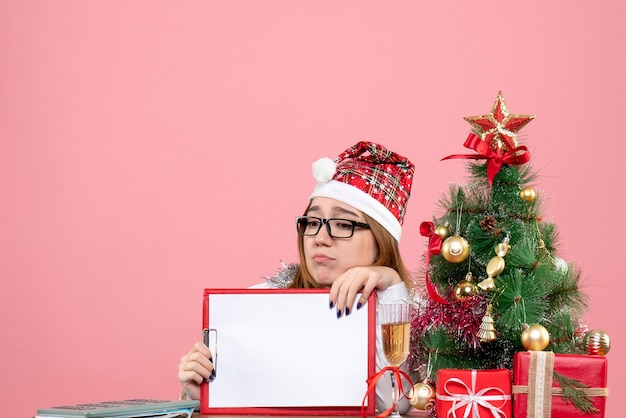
[512,351,608,418]
[436,369,512,418]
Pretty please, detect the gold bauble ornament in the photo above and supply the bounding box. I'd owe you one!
[583,329,611,356]
[441,235,470,263]
[519,187,536,202]
[409,381,436,411]
[521,324,550,351]
[434,224,451,240]
[454,273,479,300]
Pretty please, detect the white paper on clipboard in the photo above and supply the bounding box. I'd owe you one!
[202,289,375,411]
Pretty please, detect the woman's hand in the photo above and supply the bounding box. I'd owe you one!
[178,341,214,400]
[328,266,401,317]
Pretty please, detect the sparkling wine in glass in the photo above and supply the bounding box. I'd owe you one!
[380,303,411,417]
[382,321,410,366]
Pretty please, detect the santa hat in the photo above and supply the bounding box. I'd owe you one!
[310,141,414,241]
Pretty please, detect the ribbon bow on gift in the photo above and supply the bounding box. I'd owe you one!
[437,370,511,418]
[442,133,531,186]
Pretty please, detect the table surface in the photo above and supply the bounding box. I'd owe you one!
[193,412,430,417]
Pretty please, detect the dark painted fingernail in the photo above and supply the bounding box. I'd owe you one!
[337,309,342,318]
[356,302,363,310]
[209,357,213,363]
[345,307,350,316]
[209,369,216,382]
[329,301,334,309]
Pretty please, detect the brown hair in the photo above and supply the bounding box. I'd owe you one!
[288,210,413,292]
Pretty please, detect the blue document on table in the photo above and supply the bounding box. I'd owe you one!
[35,399,199,418]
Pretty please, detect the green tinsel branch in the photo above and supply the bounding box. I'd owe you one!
[553,371,600,415]
[546,266,588,314]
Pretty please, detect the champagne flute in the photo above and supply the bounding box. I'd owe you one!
[380,303,411,417]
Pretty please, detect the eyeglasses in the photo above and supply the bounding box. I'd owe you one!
[295,216,370,238]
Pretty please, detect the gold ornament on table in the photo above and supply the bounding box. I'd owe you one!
[521,323,550,351]
[454,272,479,301]
[478,237,511,291]
[583,329,611,356]
[410,352,436,411]
[464,90,535,153]
[477,304,497,342]
[408,381,436,411]
[519,186,536,202]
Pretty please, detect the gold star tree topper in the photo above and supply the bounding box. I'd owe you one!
[464,91,535,153]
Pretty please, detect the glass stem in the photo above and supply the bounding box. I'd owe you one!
[390,371,399,415]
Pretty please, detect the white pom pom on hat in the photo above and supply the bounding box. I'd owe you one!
[311,157,337,183]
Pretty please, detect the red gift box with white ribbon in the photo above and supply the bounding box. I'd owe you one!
[436,369,512,418]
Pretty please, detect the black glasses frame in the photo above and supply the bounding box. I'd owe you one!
[295,216,370,238]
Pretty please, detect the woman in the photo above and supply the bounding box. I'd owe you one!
[178,141,416,414]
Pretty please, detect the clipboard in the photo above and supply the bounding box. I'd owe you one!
[200,288,376,416]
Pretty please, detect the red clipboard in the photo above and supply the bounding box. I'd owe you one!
[200,288,377,415]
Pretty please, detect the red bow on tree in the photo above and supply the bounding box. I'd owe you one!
[442,133,531,186]
[420,221,449,305]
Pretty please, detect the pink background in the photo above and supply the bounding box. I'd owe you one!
[1,2,623,417]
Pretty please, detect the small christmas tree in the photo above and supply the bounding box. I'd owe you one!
[408,92,594,414]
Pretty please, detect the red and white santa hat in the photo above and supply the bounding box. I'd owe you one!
[310,141,414,241]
